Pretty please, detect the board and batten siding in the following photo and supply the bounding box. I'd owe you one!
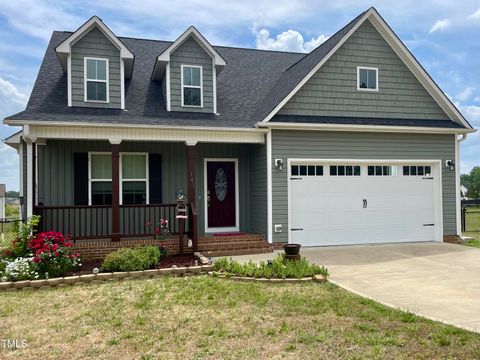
[279,20,450,121]
[71,27,122,109]
[195,143,251,235]
[249,143,268,236]
[271,130,456,243]
[170,37,214,113]
[37,140,257,236]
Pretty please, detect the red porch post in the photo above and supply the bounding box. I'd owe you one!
[187,144,198,251]
[111,143,121,242]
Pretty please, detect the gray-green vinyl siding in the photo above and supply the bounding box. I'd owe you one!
[37,140,256,236]
[279,20,450,121]
[271,130,456,243]
[170,37,214,113]
[71,26,122,109]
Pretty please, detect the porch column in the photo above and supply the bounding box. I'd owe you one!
[186,142,198,251]
[111,140,121,242]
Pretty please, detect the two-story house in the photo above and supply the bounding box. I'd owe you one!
[4,8,475,258]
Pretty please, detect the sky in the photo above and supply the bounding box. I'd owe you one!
[0,0,479,191]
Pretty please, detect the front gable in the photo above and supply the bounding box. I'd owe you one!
[169,36,214,113]
[279,20,450,121]
[71,27,121,109]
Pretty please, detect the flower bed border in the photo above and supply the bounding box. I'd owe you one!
[0,265,213,291]
[209,272,327,283]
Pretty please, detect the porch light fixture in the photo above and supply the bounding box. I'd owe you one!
[446,160,455,171]
[275,158,284,171]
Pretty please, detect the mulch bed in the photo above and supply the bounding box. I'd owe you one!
[66,254,198,276]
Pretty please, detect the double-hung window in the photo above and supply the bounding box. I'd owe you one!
[90,153,112,205]
[85,57,108,102]
[357,66,378,91]
[181,65,202,107]
[121,154,148,205]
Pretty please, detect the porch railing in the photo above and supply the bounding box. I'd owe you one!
[35,203,179,240]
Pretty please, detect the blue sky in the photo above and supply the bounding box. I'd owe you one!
[0,0,479,191]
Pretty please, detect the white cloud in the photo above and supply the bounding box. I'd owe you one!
[456,86,475,102]
[468,9,480,20]
[429,19,451,33]
[256,28,328,53]
[0,77,27,106]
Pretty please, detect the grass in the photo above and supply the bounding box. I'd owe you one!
[464,231,480,248]
[1,277,480,359]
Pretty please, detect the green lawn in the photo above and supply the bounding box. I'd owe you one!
[1,277,480,359]
[464,231,480,248]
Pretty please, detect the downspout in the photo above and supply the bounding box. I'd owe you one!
[456,133,467,239]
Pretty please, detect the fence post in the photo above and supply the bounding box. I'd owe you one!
[462,207,466,232]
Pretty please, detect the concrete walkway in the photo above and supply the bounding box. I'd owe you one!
[224,242,480,333]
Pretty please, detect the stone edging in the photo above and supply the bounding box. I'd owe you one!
[209,272,327,283]
[0,265,214,291]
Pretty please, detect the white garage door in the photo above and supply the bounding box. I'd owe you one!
[289,162,440,246]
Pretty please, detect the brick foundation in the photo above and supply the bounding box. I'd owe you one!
[72,234,272,261]
[443,235,461,244]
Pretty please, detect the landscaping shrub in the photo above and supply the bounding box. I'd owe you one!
[29,231,81,278]
[1,257,39,281]
[0,216,40,258]
[213,254,329,279]
[101,246,161,272]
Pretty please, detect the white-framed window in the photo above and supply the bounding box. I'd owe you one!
[181,65,203,107]
[357,66,378,91]
[88,152,149,205]
[120,153,149,205]
[89,152,112,205]
[84,57,109,102]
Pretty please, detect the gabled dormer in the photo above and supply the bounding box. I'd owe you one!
[152,26,226,114]
[55,16,134,109]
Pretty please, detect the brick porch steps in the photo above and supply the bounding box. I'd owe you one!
[198,234,272,257]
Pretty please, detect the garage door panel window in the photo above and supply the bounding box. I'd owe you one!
[291,165,323,176]
[403,165,432,176]
[368,165,397,176]
[330,165,361,176]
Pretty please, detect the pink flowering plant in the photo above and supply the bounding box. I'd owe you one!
[29,231,81,278]
[147,218,169,240]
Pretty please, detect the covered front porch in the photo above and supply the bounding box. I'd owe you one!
[22,124,268,254]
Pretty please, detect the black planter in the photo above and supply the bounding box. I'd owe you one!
[283,243,301,256]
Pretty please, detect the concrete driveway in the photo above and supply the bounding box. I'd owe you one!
[226,242,480,333]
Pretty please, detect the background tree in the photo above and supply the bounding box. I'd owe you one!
[461,167,480,199]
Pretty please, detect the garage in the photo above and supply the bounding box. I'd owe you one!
[288,161,442,246]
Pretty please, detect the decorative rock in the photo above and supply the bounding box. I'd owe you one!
[94,273,112,281]
[111,271,129,279]
[78,274,96,283]
[63,276,80,285]
[13,280,31,289]
[29,279,47,288]
[313,274,327,283]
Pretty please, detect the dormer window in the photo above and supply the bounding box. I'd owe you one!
[85,57,109,102]
[357,66,378,91]
[181,65,203,107]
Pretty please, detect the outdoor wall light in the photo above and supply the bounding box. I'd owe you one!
[446,160,455,171]
[275,158,284,171]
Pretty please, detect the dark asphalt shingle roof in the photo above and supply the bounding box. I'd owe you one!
[5,9,466,130]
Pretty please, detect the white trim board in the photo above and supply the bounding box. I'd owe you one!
[204,158,240,233]
[286,158,443,245]
[259,8,473,130]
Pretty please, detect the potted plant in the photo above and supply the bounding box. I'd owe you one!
[283,243,301,256]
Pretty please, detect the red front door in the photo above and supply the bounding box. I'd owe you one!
[207,161,236,228]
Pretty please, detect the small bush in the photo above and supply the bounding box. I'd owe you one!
[1,257,39,281]
[213,254,329,279]
[102,246,161,272]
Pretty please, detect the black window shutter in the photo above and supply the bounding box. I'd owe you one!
[149,154,162,204]
[73,153,89,205]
